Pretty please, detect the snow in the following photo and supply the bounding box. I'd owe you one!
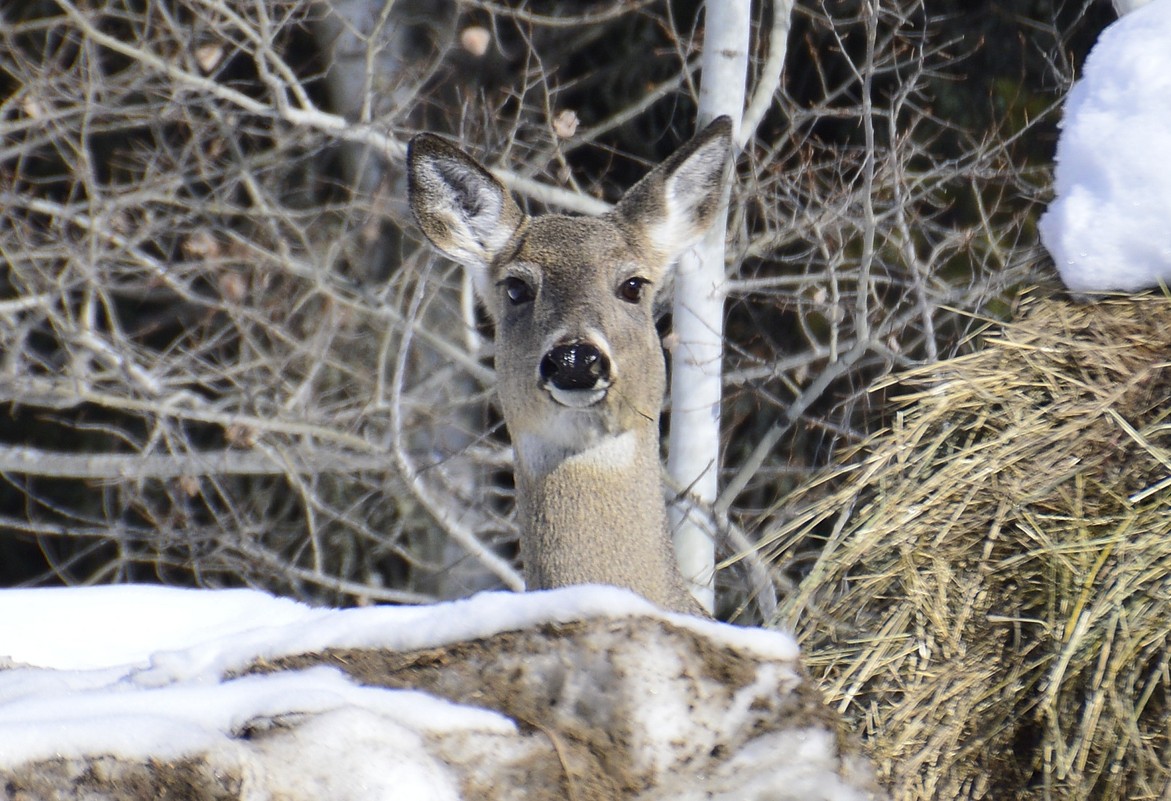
[0,583,802,779]
[1,585,319,670]
[1113,0,1154,14]
[1039,0,1171,293]
[0,665,511,766]
[257,706,467,801]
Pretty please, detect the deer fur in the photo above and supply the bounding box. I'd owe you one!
[407,118,732,616]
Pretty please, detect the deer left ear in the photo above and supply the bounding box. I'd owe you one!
[609,117,733,263]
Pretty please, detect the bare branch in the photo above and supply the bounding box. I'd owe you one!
[740,0,795,147]
[0,445,389,480]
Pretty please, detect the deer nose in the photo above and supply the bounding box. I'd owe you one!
[539,342,611,391]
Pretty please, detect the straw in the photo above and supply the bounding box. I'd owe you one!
[767,290,1171,799]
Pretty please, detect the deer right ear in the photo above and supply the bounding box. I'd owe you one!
[407,134,525,277]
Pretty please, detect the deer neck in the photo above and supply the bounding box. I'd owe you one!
[513,427,698,613]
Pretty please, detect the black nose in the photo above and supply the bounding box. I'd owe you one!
[539,342,611,390]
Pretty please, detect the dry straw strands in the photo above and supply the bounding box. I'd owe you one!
[766,290,1171,800]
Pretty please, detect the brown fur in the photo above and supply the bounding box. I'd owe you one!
[408,120,732,615]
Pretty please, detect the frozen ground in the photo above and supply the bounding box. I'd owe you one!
[1040,0,1171,292]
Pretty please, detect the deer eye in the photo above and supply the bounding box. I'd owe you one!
[500,276,535,305]
[617,276,650,304]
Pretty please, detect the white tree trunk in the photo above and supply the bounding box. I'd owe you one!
[668,0,751,613]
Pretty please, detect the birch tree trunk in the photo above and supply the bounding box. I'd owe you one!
[667,1,751,614]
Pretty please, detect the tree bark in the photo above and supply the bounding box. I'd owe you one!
[667,0,752,614]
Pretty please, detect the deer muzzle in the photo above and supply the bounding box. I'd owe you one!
[539,341,612,407]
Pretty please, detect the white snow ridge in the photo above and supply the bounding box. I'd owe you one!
[1039,0,1171,293]
[0,585,882,801]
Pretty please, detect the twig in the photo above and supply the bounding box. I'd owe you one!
[0,445,390,479]
[740,0,795,147]
[388,263,525,592]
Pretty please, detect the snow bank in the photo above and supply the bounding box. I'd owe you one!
[1039,0,1171,293]
[1,585,320,670]
[0,585,877,800]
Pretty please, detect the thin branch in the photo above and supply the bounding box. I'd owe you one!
[388,265,525,592]
[740,0,795,147]
[460,0,658,28]
[0,445,391,479]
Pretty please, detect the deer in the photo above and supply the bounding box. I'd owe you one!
[406,117,732,617]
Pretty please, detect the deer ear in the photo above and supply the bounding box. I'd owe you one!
[610,117,732,263]
[408,134,525,279]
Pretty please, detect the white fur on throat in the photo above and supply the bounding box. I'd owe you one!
[516,430,637,478]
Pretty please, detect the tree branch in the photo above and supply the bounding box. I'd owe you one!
[0,445,390,480]
[740,0,795,147]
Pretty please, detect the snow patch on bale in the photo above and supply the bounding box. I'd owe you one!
[1040,0,1171,292]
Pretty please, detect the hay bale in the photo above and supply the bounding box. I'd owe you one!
[767,291,1171,800]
